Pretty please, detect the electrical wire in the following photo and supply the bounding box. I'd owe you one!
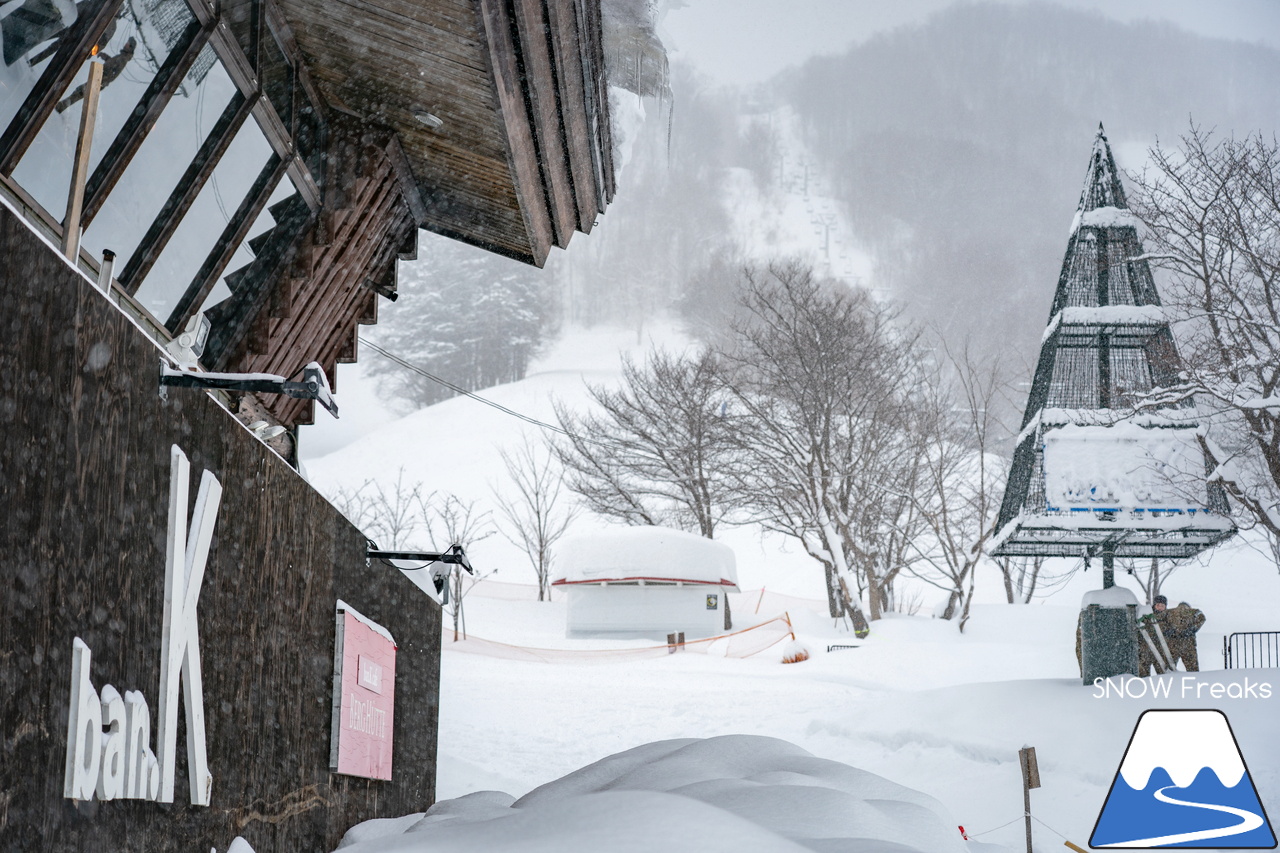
[967,815,1025,837]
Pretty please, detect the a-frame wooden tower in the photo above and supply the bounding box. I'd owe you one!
[991,125,1234,584]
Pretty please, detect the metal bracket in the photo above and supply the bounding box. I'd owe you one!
[160,359,338,417]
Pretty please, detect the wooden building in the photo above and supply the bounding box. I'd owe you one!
[0,0,613,430]
[0,0,614,849]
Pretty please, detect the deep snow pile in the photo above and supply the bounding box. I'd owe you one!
[334,735,970,853]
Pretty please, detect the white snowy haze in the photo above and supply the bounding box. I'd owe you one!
[286,3,1280,852]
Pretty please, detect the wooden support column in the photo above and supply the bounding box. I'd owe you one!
[120,90,258,293]
[61,60,104,259]
[0,0,124,175]
[165,153,288,334]
[80,16,215,228]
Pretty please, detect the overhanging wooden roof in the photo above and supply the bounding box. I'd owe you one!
[276,0,614,266]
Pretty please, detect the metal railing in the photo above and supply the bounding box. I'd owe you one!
[1222,632,1280,669]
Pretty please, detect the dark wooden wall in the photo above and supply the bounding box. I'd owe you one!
[0,202,441,851]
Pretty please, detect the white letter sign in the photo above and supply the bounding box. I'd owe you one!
[158,445,220,806]
[63,444,220,807]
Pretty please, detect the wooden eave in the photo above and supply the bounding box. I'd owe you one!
[275,0,613,267]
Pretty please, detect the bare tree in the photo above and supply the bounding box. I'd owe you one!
[1128,124,1280,564]
[326,468,422,549]
[493,437,580,601]
[418,493,496,641]
[899,342,1009,631]
[1131,557,1181,605]
[719,259,924,623]
[552,348,738,538]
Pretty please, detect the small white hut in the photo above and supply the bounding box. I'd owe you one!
[552,527,740,638]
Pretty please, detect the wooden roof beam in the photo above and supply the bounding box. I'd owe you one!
[166,153,290,334]
[545,0,598,231]
[511,0,578,249]
[478,0,554,265]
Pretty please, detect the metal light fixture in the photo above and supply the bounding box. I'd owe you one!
[367,543,474,597]
[413,110,443,129]
[247,420,287,440]
[160,360,339,418]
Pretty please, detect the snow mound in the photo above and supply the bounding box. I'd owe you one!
[554,526,739,587]
[334,735,966,853]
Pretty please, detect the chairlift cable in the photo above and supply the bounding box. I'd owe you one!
[357,336,613,447]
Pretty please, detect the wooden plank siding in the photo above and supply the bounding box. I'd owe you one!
[214,140,416,426]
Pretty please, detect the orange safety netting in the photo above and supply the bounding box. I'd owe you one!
[732,588,829,617]
[441,615,796,664]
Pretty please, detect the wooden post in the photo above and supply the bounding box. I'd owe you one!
[1019,746,1040,853]
[62,58,104,260]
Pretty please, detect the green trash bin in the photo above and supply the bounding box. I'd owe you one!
[1080,602,1139,685]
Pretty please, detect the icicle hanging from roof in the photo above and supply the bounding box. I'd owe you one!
[990,124,1234,560]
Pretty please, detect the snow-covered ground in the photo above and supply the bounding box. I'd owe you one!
[297,324,1280,853]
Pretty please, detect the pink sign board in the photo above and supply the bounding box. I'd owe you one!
[330,604,396,780]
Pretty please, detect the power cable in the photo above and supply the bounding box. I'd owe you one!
[357,336,610,447]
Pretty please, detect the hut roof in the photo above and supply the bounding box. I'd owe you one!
[553,527,739,589]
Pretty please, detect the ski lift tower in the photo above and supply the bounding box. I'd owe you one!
[991,125,1235,681]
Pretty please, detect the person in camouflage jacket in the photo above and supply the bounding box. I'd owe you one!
[1139,595,1206,674]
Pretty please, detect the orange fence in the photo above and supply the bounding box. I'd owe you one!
[441,615,796,664]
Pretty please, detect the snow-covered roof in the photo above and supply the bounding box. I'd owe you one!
[1070,205,1140,234]
[337,599,397,646]
[553,527,739,589]
[1058,305,1164,326]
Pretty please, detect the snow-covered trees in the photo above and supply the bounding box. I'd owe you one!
[367,235,549,409]
[552,349,736,538]
[551,259,1015,624]
[1128,126,1280,563]
[900,346,1008,629]
[718,261,924,622]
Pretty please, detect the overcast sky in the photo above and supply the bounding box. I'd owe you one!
[660,0,1280,87]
